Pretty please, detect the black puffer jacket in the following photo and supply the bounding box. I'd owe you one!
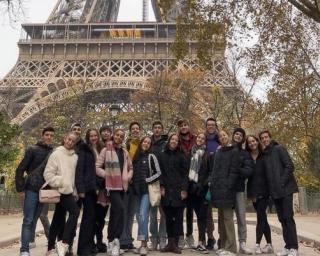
[263,141,298,199]
[210,145,240,208]
[75,143,97,194]
[247,153,269,199]
[15,141,53,192]
[159,148,188,207]
[233,144,254,192]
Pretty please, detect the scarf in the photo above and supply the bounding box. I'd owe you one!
[188,145,206,182]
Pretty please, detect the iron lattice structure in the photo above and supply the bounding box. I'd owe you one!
[0,1,236,127]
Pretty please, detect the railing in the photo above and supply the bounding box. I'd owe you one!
[306,190,320,212]
[0,191,22,214]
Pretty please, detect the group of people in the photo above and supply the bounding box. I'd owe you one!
[15,117,299,256]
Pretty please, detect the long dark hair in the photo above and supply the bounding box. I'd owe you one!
[165,133,181,151]
[132,136,153,163]
[85,128,104,153]
[245,135,263,153]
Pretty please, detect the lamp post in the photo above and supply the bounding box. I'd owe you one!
[109,104,121,132]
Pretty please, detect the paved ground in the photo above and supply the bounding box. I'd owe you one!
[0,212,320,255]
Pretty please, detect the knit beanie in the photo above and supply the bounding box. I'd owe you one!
[233,127,246,144]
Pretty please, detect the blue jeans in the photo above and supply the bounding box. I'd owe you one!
[120,187,138,246]
[149,205,166,239]
[136,194,150,241]
[20,190,43,252]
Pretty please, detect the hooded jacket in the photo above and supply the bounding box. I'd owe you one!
[151,134,168,156]
[263,140,298,199]
[44,146,78,195]
[15,141,53,192]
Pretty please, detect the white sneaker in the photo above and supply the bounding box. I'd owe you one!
[185,235,195,249]
[255,244,262,254]
[139,246,148,256]
[56,241,68,256]
[261,244,274,254]
[178,236,185,249]
[239,242,253,255]
[107,241,114,256]
[45,249,57,256]
[159,237,167,250]
[288,249,299,256]
[217,250,236,256]
[29,242,36,249]
[276,248,290,256]
[111,239,120,256]
[19,252,30,256]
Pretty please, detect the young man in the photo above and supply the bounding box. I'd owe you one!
[232,127,254,255]
[204,118,219,250]
[259,130,299,256]
[149,121,168,250]
[15,127,55,256]
[177,118,196,249]
[120,121,141,251]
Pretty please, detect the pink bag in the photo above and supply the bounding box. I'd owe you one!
[39,182,61,203]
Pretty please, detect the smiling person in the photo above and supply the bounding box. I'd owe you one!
[232,127,254,255]
[131,136,161,256]
[188,133,210,254]
[76,128,103,256]
[120,121,142,252]
[259,130,298,256]
[44,132,80,256]
[246,135,273,255]
[96,128,133,256]
[149,121,168,251]
[159,133,188,254]
[210,130,240,256]
[15,127,55,256]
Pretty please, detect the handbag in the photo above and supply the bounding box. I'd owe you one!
[148,154,161,207]
[39,181,61,203]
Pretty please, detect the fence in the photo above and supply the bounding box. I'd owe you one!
[0,191,22,214]
[306,189,320,212]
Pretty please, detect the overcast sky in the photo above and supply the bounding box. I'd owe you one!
[0,0,156,79]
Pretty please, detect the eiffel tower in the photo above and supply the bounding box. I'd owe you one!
[0,0,232,128]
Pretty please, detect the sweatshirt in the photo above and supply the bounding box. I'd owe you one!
[44,146,78,195]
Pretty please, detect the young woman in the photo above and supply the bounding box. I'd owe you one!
[96,128,133,256]
[246,135,273,254]
[188,133,210,254]
[159,133,188,254]
[132,136,161,256]
[75,128,103,256]
[210,130,239,256]
[44,132,80,256]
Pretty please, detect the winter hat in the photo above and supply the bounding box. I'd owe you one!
[232,127,246,144]
[99,125,112,134]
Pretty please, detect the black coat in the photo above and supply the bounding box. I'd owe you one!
[15,141,53,192]
[209,145,240,208]
[263,141,298,199]
[75,143,97,193]
[159,148,188,207]
[132,152,159,195]
[151,135,168,156]
[247,153,269,199]
[234,145,254,192]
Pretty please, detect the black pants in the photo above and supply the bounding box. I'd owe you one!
[274,194,298,249]
[77,191,97,254]
[253,197,272,244]
[94,202,109,244]
[48,194,80,250]
[190,194,208,242]
[163,206,184,239]
[186,197,194,237]
[108,191,125,242]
